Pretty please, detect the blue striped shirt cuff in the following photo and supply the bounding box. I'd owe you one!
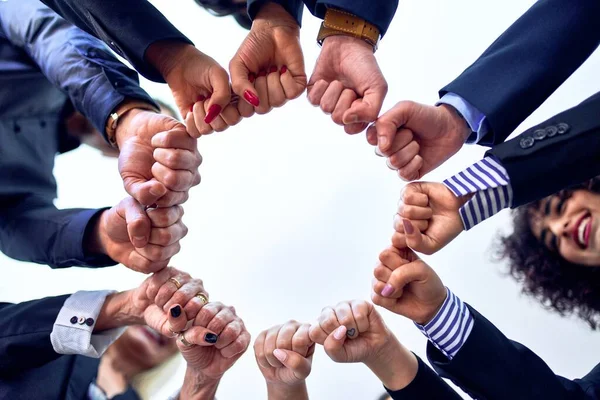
[415,288,474,360]
[443,156,513,230]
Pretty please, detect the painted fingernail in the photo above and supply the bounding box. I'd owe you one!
[378,136,388,150]
[204,104,222,124]
[248,72,256,83]
[189,104,194,113]
[403,219,414,234]
[170,305,182,318]
[257,69,267,77]
[204,333,218,343]
[197,95,206,102]
[333,325,347,340]
[243,90,260,107]
[347,328,356,337]
[381,284,394,297]
[273,349,287,362]
[280,65,287,74]
[269,65,278,74]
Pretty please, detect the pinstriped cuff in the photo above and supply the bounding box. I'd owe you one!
[415,288,474,360]
[443,156,513,230]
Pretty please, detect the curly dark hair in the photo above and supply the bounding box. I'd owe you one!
[193,0,252,30]
[497,178,600,329]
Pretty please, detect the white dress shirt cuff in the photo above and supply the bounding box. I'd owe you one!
[437,92,490,144]
[50,290,125,358]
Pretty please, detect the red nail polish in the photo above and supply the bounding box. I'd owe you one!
[248,72,256,83]
[197,95,206,102]
[243,90,260,107]
[280,65,288,74]
[269,65,278,74]
[189,104,194,112]
[257,69,267,77]
[204,104,222,124]
[207,93,212,99]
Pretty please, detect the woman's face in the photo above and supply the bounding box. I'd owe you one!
[530,189,600,266]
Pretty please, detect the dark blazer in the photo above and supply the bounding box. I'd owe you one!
[0,297,139,400]
[441,0,600,146]
[248,0,399,36]
[386,355,462,400]
[39,0,193,82]
[487,91,600,207]
[427,305,600,400]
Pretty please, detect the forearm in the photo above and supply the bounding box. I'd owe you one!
[0,200,115,268]
[364,339,418,391]
[179,368,221,400]
[94,291,142,332]
[266,382,309,400]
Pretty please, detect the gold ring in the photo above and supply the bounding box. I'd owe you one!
[168,277,182,290]
[195,293,209,305]
[168,326,180,338]
[179,332,194,348]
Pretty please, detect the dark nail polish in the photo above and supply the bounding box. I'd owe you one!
[204,104,222,124]
[257,69,267,77]
[248,72,256,83]
[197,95,206,102]
[280,65,288,74]
[204,333,218,343]
[170,305,182,318]
[268,65,278,74]
[403,219,414,234]
[243,90,260,107]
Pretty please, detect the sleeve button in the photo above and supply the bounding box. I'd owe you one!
[557,122,570,134]
[519,136,535,149]
[85,318,95,327]
[70,316,78,324]
[533,129,546,140]
[545,125,558,137]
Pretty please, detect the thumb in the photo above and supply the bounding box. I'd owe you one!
[123,176,167,207]
[403,218,438,255]
[229,57,260,107]
[323,326,348,362]
[121,197,151,248]
[204,66,232,124]
[273,349,312,380]
[342,85,386,125]
[369,102,413,153]
[382,258,427,299]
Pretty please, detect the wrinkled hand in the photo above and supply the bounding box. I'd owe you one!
[147,41,239,136]
[394,182,466,255]
[372,247,447,325]
[308,300,393,365]
[308,35,387,134]
[230,2,306,116]
[255,321,314,388]
[128,266,209,336]
[366,101,471,180]
[117,110,201,207]
[97,198,187,273]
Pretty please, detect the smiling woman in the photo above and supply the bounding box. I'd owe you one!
[498,177,600,330]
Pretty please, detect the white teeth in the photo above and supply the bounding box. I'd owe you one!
[578,217,590,247]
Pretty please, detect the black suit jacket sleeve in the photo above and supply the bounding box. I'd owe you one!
[427,305,600,400]
[39,0,193,82]
[441,0,600,146]
[0,295,70,375]
[486,91,600,207]
[385,354,462,400]
[0,196,116,269]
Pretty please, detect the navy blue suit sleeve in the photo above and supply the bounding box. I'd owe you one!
[427,305,600,400]
[486,91,600,207]
[0,196,116,269]
[248,0,304,26]
[38,0,192,82]
[0,0,159,141]
[0,295,70,375]
[386,354,462,400]
[441,0,600,146]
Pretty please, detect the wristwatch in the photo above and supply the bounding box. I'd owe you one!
[105,99,159,149]
[317,8,380,52]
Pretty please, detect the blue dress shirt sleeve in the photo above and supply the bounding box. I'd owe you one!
[248,0,304,26]
[437,92,491,144]
[0,196,116,268]
[443,156,513,230]
[0,0,158,141]
[415,288,474,360]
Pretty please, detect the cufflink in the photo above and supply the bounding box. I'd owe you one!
[70,316,78,324]
[77,316,86,325]
[85,318,94,327]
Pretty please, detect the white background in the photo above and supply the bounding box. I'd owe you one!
[1,0,599,398]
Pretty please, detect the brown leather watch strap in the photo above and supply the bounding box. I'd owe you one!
[105,100,159,149]
[317,8,380,51]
